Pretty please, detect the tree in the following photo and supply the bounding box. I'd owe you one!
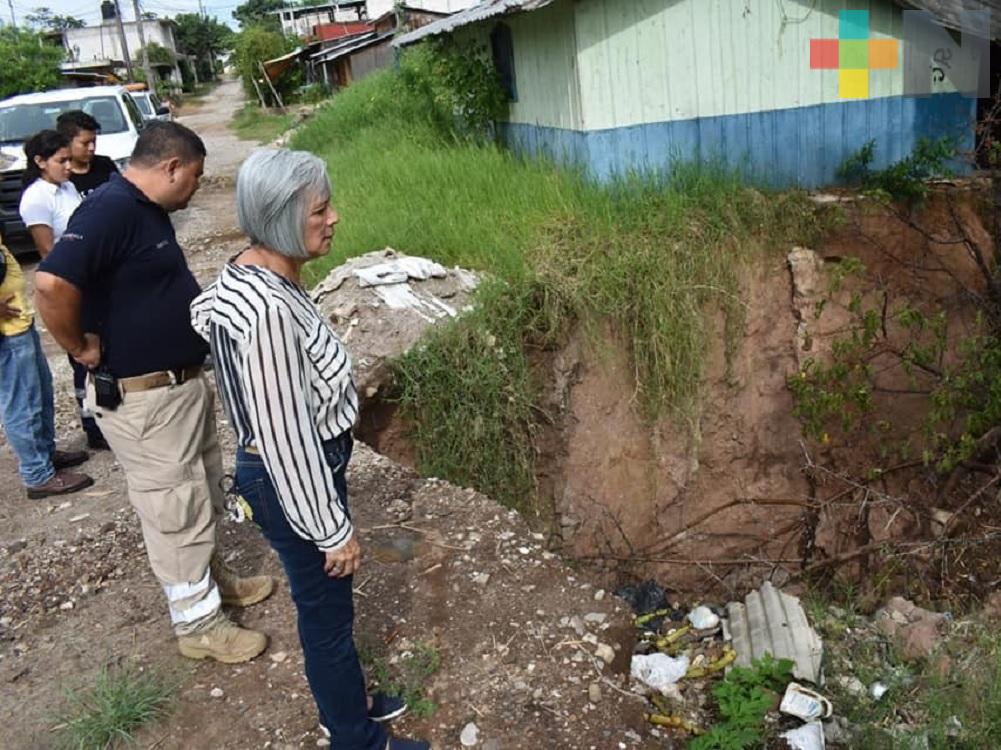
[25,6,86,30]
[233,25,299,104]
[138,41,175,66]
[141,11,158,21]
[173,13,233,82]
[0,27,64,98]
[232,0,282,32]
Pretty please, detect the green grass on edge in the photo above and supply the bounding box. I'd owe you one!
[230,103,294,143]
[292,59,825,510]
[52,665,178,749]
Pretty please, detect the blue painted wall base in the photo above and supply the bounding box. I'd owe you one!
[498,93,976,187]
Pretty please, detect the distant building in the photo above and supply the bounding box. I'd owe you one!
[276,0,478,38]
[395,0,996,187]
[58,1,183,87]
[309,7,447,89]
[274,1,368,38]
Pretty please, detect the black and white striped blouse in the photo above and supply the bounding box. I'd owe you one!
[190,262,359,551]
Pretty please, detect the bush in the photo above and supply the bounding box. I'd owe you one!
[233,25,300,105]
[0,28,64,98]
[838,137,956,201]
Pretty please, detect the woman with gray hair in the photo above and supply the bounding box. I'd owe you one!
[191,149,429,750]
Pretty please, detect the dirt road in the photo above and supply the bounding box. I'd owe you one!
[0,82,656,750]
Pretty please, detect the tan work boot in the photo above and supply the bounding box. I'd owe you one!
[211,558,274,608]
[177,612,268,664]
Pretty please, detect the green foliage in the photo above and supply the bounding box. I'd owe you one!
[392,278,558,510]
[359,642,441,718]
[400,39,508,139]
[818,602,1001,749]
[52,665,178,749]
[689,655,794,750]
[838,137,956,201]
[138,41,175,67]
[232,0,282,31]
[230,102,293,142]
[25,6,85,30]
[0,27,64,98]
[296,82,330,104]
[786,255,1001,473]
[292,60,823,511]
[174,13,233,81]
[233,25,300,104]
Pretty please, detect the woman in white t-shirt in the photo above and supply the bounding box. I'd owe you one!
[19,130,82,258]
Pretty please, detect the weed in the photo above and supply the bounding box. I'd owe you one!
[837,137,956,201]
[359,641,441,718]
[689,654,793,750]
[230,103,294,143]
[293,55,823,512]
[816,601,1001,749]
[51,664,178,749]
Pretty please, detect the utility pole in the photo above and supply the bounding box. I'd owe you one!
[113,0,134,82]
[131,0,155,87]
[6,0,15,27]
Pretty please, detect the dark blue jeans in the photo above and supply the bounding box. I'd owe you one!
[235,433,386,750]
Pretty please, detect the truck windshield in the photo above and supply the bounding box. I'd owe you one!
[133,95,153,116]
[0,96,128,143]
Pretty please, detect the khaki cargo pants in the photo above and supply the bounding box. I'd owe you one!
[87,375,224,634]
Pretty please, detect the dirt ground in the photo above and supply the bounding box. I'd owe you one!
[0,82,658,749]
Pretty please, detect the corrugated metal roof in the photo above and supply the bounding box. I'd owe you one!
[726,582,824,685]
[896,1,1001,38]
[312,31,394,64]
[392,0,1001,48]
[392,0,555,47]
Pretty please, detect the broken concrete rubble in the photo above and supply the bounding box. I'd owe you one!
[873,597,949,661]
[311,248,480,406]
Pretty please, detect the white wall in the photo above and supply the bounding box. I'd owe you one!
[65,21,177,64]
[366,0,476,19]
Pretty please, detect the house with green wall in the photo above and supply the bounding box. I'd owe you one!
[395,0,998,186]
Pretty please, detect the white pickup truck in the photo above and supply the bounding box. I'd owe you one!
[0,85,144,242]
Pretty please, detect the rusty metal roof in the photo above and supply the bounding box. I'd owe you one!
[392,0,556,47]
[896,1,1001,39]
[726,582,824,685]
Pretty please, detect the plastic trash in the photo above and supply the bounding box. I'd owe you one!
[615,580,668,615]
[630,652,690,694]
[870,681,889,701]
[687,605,721,630]
[780,682,833,721]
[781,721,826,750]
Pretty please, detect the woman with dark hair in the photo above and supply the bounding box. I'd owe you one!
[19,130,103,451]
[19,130,81,257]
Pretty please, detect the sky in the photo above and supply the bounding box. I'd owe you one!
[3,0,244,30]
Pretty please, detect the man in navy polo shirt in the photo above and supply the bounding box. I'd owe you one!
[34,122,272,663]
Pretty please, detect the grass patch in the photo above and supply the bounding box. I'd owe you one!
[51,664,178,749]
[230,103,294,143]
[816,603,1001,749]
[176,81,220,110]
[359,641,441,718]
[292,53,826,510]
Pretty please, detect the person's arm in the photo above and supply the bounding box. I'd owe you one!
[0,295,20,320]
[27,225,54,257]
[33,271,100,367]
[241,305,356,558]
[19,184,56,257]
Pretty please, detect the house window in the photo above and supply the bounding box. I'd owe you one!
[491,23,517,102]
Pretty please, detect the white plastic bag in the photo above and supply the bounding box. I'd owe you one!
[630,653,690,694]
